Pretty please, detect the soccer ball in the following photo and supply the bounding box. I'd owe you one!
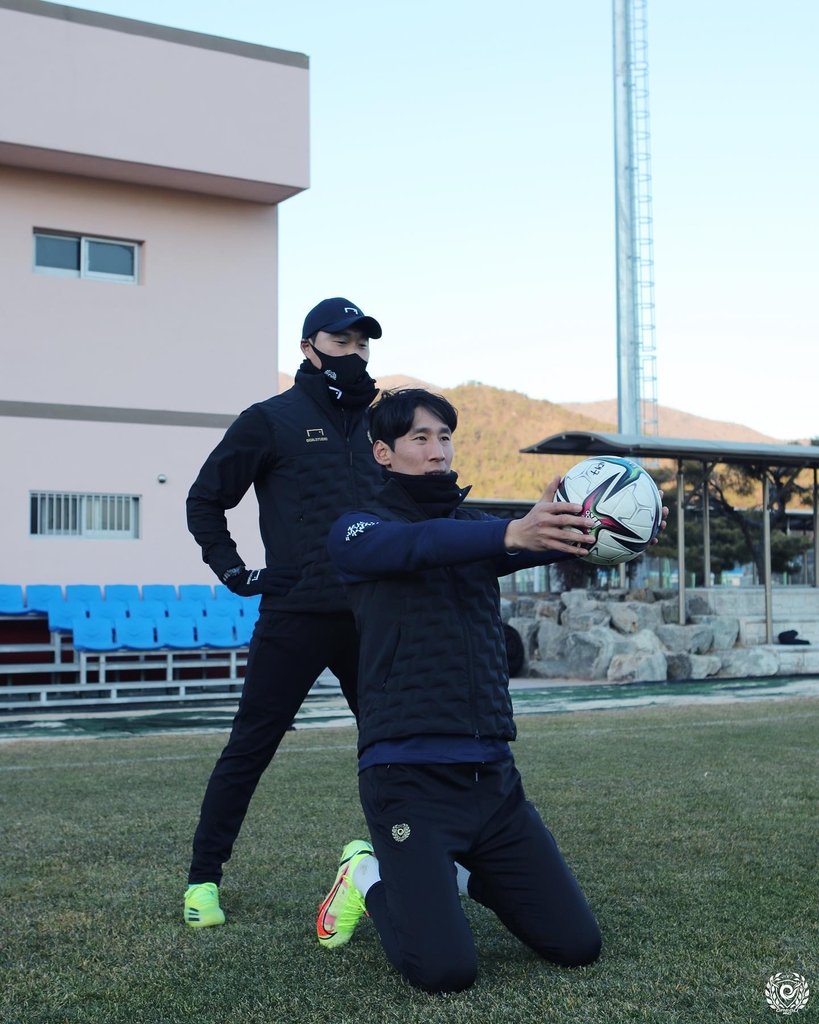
[555,457,662,566]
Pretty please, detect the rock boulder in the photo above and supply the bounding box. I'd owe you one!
[665,652,722,680]
[718,648,779,678]
[607,652,667,683]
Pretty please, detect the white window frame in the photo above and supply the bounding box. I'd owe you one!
[30,492,141,541]
[33,231,140,284]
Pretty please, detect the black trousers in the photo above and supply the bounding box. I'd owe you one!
[359,759,602,993]
[188,609,360,885]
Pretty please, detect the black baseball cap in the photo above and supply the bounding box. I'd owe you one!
[302,297,382,340]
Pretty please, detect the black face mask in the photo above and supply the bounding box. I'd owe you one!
[309,347,377,407]
[310,348,366,387]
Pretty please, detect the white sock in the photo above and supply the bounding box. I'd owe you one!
[455,862,471,896]
[352,855,380,897]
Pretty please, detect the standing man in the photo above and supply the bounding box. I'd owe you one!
[183,298,383,927]
[316,388,603,992]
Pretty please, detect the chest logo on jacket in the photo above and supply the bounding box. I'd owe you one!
[345,520,376,542]
[306,428,329,443]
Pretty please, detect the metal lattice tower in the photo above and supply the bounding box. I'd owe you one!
[613,0,659,437]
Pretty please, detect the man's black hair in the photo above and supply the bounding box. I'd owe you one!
[370,389,458,450]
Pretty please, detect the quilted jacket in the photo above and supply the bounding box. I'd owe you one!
[329,479,569,751]
[187,369,382,613]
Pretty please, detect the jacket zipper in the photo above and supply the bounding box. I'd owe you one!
[341,408,358,505]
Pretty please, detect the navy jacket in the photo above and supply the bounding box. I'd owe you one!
[328,479,570,752]
[187,370,382,614]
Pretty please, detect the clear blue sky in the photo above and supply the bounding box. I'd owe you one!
[62,0,819,439]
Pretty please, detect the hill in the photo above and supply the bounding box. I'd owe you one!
[276,373,796,500]
[561,399,781,445]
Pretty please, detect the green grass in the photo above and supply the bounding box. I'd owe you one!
[1,699,817,1024]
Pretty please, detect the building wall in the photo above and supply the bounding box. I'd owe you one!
[0,167,283,586]
[0,1,309,202]
[0,166,279,414]
[0,417,265,586]
[0,4,309,591]
[0,165,288,588]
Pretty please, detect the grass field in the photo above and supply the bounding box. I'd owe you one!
[2,698,817,1024]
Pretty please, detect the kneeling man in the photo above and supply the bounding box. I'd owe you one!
[316,388,603,993]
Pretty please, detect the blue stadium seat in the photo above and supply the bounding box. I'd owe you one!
[128,599,168,621]
[72,617,117,651]
[66,584,103,604]
[105,584,140,603]
[207,600,237,619]
[156,616,200,649]
[179,584,214,603]
[25,585,63,612]
[142,584,178,604]
[48,599,91,632]
[198,617,239,648]
[234,615,256,646]
[0,585,26,614]
[236,594,262,617]
[114,617,160,650]
[175,599,207,620]
[214,585,241,602]
[89,600,129,621]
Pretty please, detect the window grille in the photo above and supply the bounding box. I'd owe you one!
[30,492,140,540]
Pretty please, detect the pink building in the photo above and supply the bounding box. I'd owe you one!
[0,0,309,587]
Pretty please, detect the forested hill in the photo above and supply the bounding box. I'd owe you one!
[432,383,613,499]
[279,373,615,500]
[277,372,788,501]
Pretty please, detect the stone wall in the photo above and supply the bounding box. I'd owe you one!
[502,588,819,683]
[700,587,819,646]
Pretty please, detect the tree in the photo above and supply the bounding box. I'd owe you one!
[650,462,810,583]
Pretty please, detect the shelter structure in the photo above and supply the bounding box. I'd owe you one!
[521,432,819,641]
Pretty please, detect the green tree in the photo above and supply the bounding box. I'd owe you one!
[650,462,810,584]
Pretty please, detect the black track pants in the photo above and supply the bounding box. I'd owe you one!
[188,610,359,885]
[359,759,601,993]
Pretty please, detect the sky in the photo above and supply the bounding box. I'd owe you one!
[61,0,819,440]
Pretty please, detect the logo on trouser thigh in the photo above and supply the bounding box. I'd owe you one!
[391,823,411,843]
[765,973,810,1015]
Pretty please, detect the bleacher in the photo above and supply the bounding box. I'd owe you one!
[0,583,339,710]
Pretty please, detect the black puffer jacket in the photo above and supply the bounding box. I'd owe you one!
[187,369,382,613]
[331,481,519,752]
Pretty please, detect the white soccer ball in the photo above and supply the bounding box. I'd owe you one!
[555,457,662,566]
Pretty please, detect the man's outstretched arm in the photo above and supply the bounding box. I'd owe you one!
[329,485,594,582]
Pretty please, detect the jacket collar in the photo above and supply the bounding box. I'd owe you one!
[378,476,472,521]
[295,366,344,420]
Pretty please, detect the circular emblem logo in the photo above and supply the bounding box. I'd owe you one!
[391,823,411,843]
[765,973,810,1015]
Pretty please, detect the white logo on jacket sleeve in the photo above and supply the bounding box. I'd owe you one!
[345,520,377,542]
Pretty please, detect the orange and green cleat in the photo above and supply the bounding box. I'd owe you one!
[316,840,374,948]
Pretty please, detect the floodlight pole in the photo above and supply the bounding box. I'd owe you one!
[613,0,638,435]
[613,0,659,438]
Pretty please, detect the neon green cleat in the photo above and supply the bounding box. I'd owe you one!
[316,839,374,948]
[184,882,225,928]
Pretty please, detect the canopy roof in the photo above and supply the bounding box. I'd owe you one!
[521,432,819,469]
